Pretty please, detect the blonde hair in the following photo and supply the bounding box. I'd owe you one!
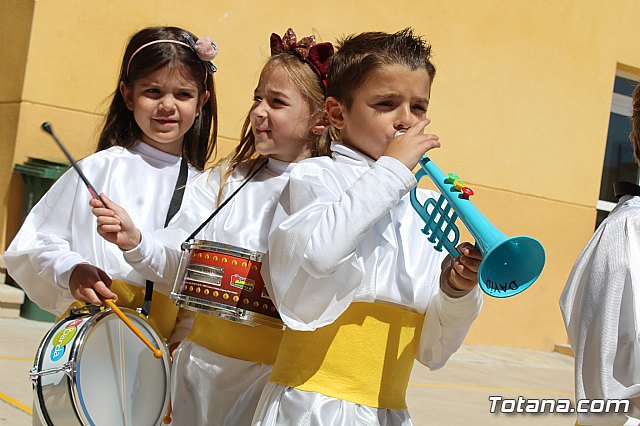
[214,53,332,202]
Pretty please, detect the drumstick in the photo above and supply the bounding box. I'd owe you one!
[40,122,106,207]
[104,299,163,359]
[163,398,172,424]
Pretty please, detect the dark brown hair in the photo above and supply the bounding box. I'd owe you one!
[327,28,436,108]
[97,26,217,170]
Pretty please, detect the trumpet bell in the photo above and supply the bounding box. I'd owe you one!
[411,154,546,299]
[478,235,546,298]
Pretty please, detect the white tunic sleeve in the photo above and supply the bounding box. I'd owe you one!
[4,144,189,314]
[5,169,89,314]
[267,156,416,330]
[419,284,483,369]
[123,168,221,289]
[560,195,640,425]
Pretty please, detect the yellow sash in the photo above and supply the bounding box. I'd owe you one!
[269,302,423,409]
[188,313,284,365]
[62,280,179,343]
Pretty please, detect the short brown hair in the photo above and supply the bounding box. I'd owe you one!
[327,28,436,108]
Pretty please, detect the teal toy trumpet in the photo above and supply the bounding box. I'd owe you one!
[409,155,545,298]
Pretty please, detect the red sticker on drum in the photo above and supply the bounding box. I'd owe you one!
[230,274,255,292]
[66,319,83,327]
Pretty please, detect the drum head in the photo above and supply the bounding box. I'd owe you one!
[73,311,170,425]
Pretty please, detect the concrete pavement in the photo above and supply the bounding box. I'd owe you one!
[0,316,575,425]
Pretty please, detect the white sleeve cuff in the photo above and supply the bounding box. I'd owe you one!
[376,156,418,191]
[55,253,90,290]
[437,284,483,329]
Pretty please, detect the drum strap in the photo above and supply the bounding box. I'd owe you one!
[185,159,269,242]
[614,181,640,199]
[142,157,189,316]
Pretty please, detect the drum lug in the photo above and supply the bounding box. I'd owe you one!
[29,362,75,383]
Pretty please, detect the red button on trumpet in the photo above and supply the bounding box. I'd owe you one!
[459,187,474,199]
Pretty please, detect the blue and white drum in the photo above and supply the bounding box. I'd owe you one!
[29,307,171,425]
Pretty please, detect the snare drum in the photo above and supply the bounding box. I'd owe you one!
[30,306,171,426]
[171,240,283,328]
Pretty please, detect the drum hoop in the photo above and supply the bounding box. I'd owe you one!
[68,308,171,426]
[172,293,285,330]
[185,239,264,262]
[32,314,86,425]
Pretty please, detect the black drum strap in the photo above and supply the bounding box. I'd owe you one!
[614,181,640,199]
[184,159,268,243]
[142,157,189,316]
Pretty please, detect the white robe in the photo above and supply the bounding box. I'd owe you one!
[123,158,294,426]
[560,194,640,426]
[4,143,196,315]
[254,143,483,425]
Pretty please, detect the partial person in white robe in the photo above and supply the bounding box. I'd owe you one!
[5,25,217,426]
[113,159,294,426]
[4,143,197,316]
[91,28,335,426]
[560,192,640,426]
[255,144,483,426]
[253,29,484,426]
[560,81,640,426]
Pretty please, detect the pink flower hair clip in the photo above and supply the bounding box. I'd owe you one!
[182,33,218,73]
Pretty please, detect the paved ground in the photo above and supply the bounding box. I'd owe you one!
[0,316,575,425]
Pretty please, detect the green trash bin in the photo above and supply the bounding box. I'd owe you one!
[12,157,70,322]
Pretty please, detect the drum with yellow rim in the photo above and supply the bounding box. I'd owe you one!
[171,240,283,329]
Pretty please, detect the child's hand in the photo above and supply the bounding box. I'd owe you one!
[444,242,483,292]
[90,193,141,251]
[169,342,181,361]
[69,263,117,305]
[383,118,440,170]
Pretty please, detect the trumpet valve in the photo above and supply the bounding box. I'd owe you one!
[459,187,474,200]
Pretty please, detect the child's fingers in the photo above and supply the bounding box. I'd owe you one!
[458,255,481,274]
[457,242,483,259]
[99,193,122,213]
[89,198,103,208]
[405,117,431,135]
[97,223,122,234]
[418,133,441,151]
[451,257,477,281]
[96,215,120,226]
[94,281,117,301]
[96,215,121,226]
[92,206,117,218]
[94,269,117,300]
[75,283,103,305]
[447,265,476,290]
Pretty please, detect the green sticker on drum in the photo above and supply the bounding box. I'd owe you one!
[231,274,255,292]
[52,325,77,348]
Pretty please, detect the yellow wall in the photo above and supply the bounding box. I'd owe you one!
[4,0,640,349]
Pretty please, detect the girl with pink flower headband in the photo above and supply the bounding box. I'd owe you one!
[91,27,334,426]
[6,26,218,425]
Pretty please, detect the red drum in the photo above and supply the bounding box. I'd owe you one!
[171,240,283,329]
